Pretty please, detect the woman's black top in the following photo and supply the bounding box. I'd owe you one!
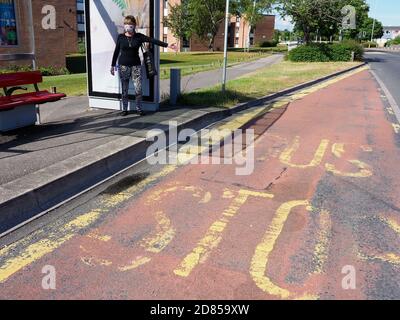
[111,33,168,67]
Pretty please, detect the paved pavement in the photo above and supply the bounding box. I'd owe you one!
[38,54,283,124]
[1,66,400,299]
[0,55,282,186]
[161,54,283,95]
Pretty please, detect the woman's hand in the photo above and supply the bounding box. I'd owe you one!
[110,67,115,76]
[168,43,177,51]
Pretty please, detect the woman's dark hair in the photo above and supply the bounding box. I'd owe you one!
[124,15,137,25]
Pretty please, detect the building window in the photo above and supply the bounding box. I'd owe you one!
[0,0,18,46]
[182,36,190,48]
[77,13,85,24]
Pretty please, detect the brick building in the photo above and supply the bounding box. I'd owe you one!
[1,0,275,69]
[160,0,275,52]
[0,0,78,68]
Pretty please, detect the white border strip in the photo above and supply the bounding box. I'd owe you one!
[370,69,400,124]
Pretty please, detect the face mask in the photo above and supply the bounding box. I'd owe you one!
[124,25,135,33]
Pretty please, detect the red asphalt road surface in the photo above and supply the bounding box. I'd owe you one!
[1,69,400,300]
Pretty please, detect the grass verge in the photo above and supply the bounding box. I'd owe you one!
[178,61,362,108]
[40,51,274,96]
[42,73,88,97]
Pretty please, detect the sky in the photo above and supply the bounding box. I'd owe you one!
[274,0,400,31]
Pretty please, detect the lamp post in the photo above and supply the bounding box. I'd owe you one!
[370,18,376,43]
[222,0,230,92]
[28,0,36,69]
[370,0,377,47]
[222,0,229,92]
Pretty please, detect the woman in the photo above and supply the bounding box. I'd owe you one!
[111,16,174,116]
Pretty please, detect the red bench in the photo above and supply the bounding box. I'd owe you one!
[0,71,66,131]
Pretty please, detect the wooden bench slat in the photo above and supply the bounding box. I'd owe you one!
[0,71,43,88]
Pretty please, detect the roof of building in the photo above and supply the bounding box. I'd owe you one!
[383,26,400,30]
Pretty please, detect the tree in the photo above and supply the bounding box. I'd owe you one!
[359,17,384,41]
[276,0,345,44]
[233,0,274,51]
[163,2,192,52]
[187,0,227,51]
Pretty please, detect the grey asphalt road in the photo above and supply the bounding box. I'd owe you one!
[365,50,400,107]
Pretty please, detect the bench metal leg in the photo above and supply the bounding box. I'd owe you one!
[36,105,41,125]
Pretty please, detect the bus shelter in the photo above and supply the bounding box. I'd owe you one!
[85,0,161,112]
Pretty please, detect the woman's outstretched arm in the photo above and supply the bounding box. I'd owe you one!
[140,34,168,48]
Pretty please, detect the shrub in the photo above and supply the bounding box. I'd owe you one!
[288,41,363,62]
[288,43,331,62]
[0,65,70,76]
[78,40,86,54]
[228,46,288,53]
[386,36,400,47]
[362,41,377,48]
[339,40,364,61]
[66,54,87,73]
[258,40,278,48]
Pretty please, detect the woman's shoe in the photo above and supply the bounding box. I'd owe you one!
[121,111,129,117]
[136,109,145,116]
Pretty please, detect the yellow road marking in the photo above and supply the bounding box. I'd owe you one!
[378,215,400,235]
[332,143,345,158]
[387,107,395,115]
[87,232,112,242]
[174,189,274,277]
[360,145,373,152]
[0,166,176,283]
[118,257,152,272]
[250,200,318,300]
[141,211,176,254]
[313,210,332,275]
[358,252,400,266]
[0,209,102,283]
[279,137,329,169]
[0,65,368,284]
[357,215,400,267]
[325,160,373,178]
[81,256,113,267]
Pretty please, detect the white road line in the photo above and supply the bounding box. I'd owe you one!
[370,70,400,125]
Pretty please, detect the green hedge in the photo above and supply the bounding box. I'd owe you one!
[288,41,364,62]
[66,54,87,74]
[362,41,378,48]
[0,65,70,76]
[258,40,279,48]
[228,46,288,53]
[386,36,400,47]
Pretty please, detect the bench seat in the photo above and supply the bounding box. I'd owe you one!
[0,91,66,111]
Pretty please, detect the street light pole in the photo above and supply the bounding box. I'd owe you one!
[222,0,230,92]
[370,0,377,46]
[370,18,376,43]
[28,0,36,69]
